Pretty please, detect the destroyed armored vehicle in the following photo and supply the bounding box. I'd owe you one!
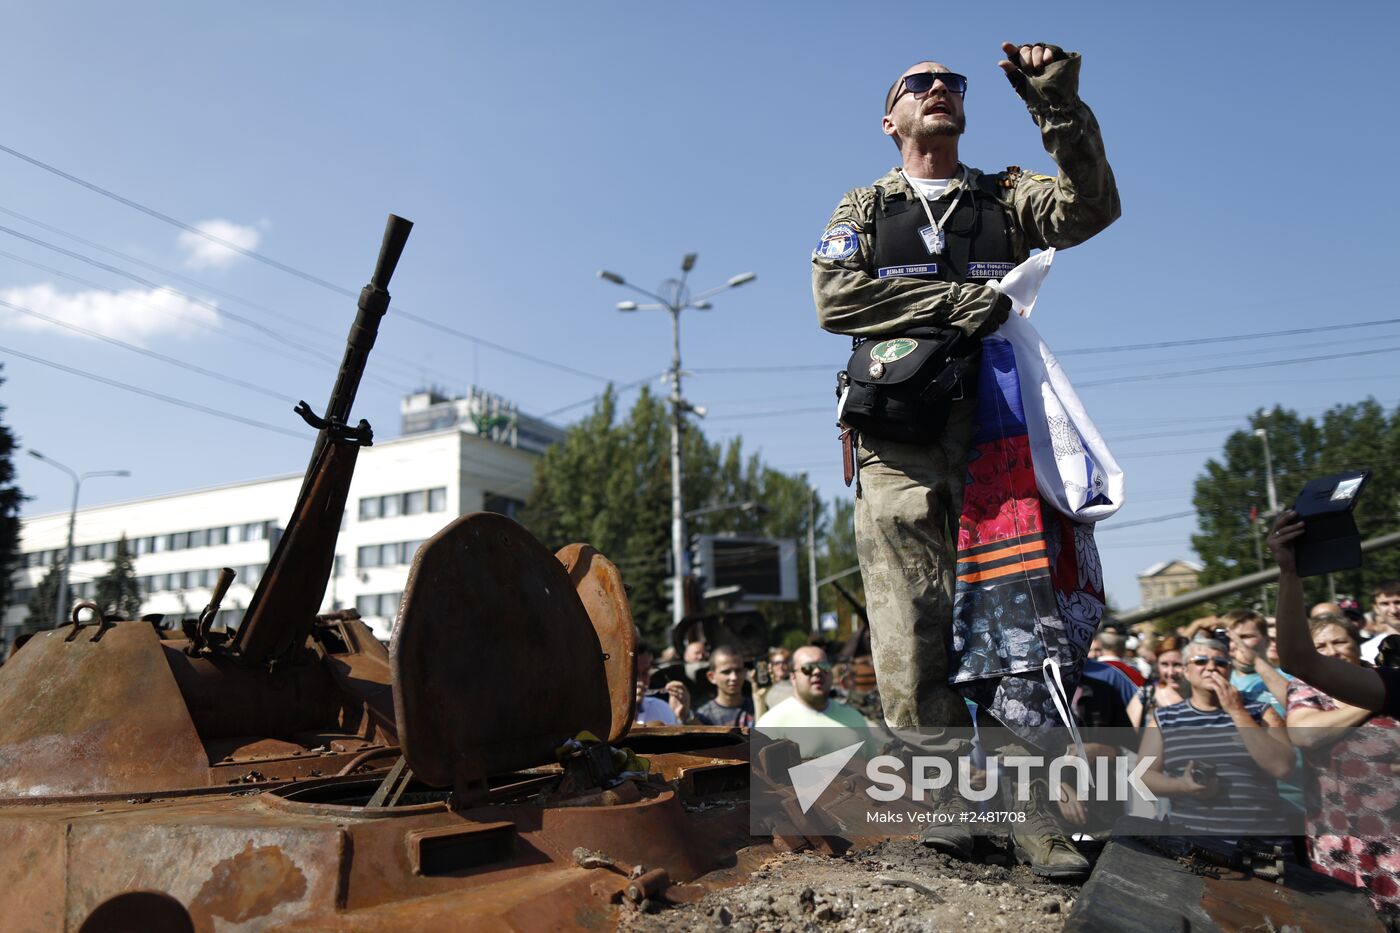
[0,217,758,931]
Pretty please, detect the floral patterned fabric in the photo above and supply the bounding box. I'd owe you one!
[951,337,1103,750]
[1287,678,1400,916]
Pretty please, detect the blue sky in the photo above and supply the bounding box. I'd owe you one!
[3,1,1396,608]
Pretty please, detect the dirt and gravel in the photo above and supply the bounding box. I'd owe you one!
[622,836,1090,932]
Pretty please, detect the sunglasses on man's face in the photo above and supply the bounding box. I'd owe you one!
[890,71,969,111]
[800,661,833,676]
[1188,656,1230,669]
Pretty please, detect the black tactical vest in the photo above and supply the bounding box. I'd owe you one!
[870,173,1018,283]
[837,172,1018,444]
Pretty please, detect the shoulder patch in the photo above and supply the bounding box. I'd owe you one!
[814,222,860,261]
[1026,172,1054,184]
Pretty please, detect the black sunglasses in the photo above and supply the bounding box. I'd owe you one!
[890,71,968,111]
[1188,656,1230,669]
[800,661,833,676]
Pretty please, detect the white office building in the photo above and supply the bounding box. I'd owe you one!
[7,389,563,645]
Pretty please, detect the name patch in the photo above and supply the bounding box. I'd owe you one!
[877,264,939,278]
[815,223,860,261]
[966,261,1016,279]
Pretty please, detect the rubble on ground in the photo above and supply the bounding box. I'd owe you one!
[622,836,1081,932]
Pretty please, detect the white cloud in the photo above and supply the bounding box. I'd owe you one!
[0,283,220,345]
[177,218,261,269]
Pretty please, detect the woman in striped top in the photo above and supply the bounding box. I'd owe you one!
[1136,634,1296,844]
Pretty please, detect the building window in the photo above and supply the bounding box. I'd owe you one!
[355,591,402,618]
[358,545,380,569]
[483,493,525,521]
[358,489,446,522]
[209,526,228,546]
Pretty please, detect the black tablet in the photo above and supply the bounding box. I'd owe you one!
[1291,470,1370,577]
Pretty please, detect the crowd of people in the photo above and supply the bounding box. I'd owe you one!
[1085,515,1400,918]
[631,514,1400,920]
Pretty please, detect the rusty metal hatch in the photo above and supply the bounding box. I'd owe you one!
[555,543,637,742]
[391,513,612,788]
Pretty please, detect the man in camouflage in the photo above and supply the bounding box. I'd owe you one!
[811,42,1119,877]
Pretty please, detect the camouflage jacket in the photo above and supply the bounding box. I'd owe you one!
[812,50,1120,340]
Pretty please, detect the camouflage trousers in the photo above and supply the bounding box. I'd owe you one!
[854,397,976,755]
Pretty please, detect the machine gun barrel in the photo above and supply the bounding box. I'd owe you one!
[235,214,413,664]
[303,214,414,487]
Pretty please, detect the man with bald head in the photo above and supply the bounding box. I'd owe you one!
[756,646,874,759]
[813,42,1118,878]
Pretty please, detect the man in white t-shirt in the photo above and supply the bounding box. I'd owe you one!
[756,646,873,759]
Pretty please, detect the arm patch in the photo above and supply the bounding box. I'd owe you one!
[814,222,860,261]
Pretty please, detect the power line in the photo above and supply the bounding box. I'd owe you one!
[0,142,356,296]
[0,143,622,386]
[1056,318,1400,357]
[0,295,296,403]
[0,343,306,438]
[1115,447,1220,460]
[536,373,659,420]
[393,308,614,384]
[1098,510,1196,532]
[0,244,350,379]
[708,405,829,421]
[1068,332,1397,377]
[0,203,469,390]
[690,316,1400,375]
[1076,345,1400,389]
[0,221,400,386]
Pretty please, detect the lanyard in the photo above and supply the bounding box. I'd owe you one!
[900,166,967,255]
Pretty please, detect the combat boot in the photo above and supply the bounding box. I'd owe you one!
[1005,777,1090,880]
[918,789,975,861]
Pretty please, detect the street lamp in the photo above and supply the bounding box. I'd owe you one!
[28,450,130,628]
[597,256,756,630]
[1253,428,1280,515]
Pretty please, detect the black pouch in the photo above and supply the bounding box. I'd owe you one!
[837,326,979,443]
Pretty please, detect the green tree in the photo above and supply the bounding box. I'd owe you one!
[0,366,22,618]
[25,557,63,633]
[94,535,142,620]
[1191,400,1400,610]
[817,496,863,636]
[521,386,836,646]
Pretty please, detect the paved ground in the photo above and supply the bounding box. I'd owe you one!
[622,836,1089,932]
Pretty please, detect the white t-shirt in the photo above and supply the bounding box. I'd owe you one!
[634,695,678,726]
[756,696,874,759]
[905,176,954,200]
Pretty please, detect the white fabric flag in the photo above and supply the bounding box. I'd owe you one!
[990,251,1125,522]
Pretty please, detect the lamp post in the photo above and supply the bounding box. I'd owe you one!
[1253,428,1280,615]
[598,256,756,631]
[1253,428,1279,516]
[28,450,130,628]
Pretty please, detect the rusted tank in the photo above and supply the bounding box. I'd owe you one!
[0,216,761,931]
